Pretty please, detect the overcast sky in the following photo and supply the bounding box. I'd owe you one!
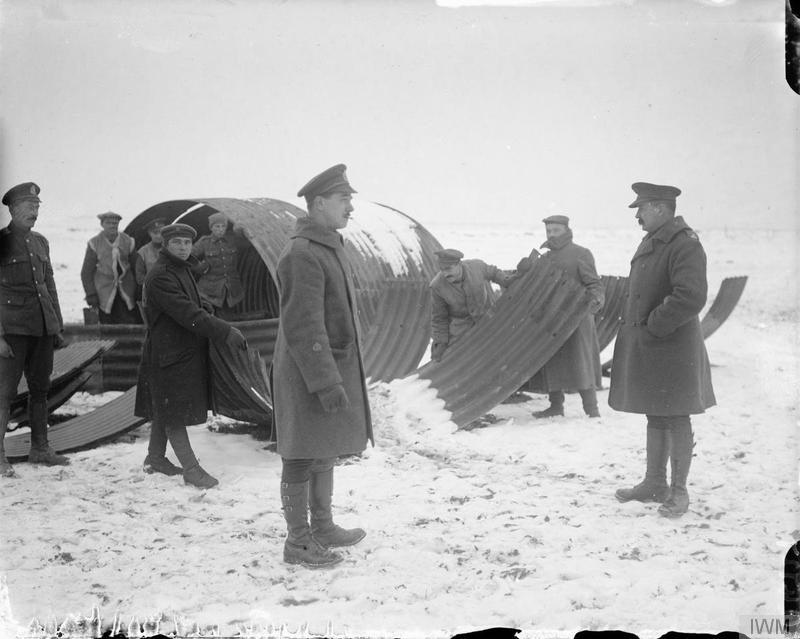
[0,0,796,231]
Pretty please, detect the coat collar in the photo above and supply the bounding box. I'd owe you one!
[291,216,344,250]
[632,216,691,260]
[540,229,573,251]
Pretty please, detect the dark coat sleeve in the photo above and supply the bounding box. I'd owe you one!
[647,235,708,338]
[147,269,230,342]
[80,244,98,299]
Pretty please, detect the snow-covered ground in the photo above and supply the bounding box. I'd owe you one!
[1,220,797,638]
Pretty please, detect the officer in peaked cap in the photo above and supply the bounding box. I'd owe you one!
[0,181,70,474]
[297,163,357,204]
[611,181,715,519]
[271,162,370,568]
[628,182,682,209]
[1,182,41,206]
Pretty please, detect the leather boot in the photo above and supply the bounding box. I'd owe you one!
[144,420,181,475]
[658,421,693,518]
[579,388,600,418]
[532,391,564,418]
[615,425,669,502]
[27,399,69,466]
[309,467,366,548]
[282,481,343,568]
[166,426,217,488]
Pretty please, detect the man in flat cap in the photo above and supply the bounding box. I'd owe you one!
[80,211,140,324]
[191,211,246,320]
[429,248,511,362]
[521,215,605,419]
[272,163,372,568]
[0,182,69,475]
[610,182,715,518]
[134,223,248,489]
[134,217,166,294]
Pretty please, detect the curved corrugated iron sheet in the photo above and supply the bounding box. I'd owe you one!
[124,197,441,380]
[15,340,114,399]
[414,259,595,427]
[9,372,93,429]
[209,339,272,425]
[596,275,628,352]
[700,276,748,340]
[5,387,144,460]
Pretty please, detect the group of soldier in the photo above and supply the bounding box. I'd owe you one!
[0,167,715,570]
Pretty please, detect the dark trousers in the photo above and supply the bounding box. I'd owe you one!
[548,388,598,412]
[281,457,336,483]
[0,334,54,449]
[0,334,54,405]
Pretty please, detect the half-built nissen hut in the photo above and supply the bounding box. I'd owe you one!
[126,197,444,383]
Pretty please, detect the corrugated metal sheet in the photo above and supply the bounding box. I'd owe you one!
[414,259,595,427]
[123,197,442,382]
[5,387,144,460]
[700,276,748,340]
[15,340,114,399]
[596,275,628,352]
[209,339,272,425]
[63,327,145,391]
[9,372,93,428]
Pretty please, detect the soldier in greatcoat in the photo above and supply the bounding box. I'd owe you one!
[610,182,716,518]
[524,215,605,418]
[135,223,247,489]
[429,248,510,362]
[0,182,69,476]
[272,164,373,568]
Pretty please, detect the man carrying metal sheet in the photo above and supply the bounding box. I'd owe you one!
[610,182,716,518]
[522,215,605,419]
[429,249,511,362]
[135,223,248,489]
[0,182,70,477]
[272,163,373,568]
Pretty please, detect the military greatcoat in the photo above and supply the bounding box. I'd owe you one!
[609,215,716,415]
[534,232,604,392]
[271,216,373,460]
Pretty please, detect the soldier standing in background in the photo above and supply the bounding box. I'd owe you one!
[0,182,69,476]
[610,182,716,518]
[191,211,245,320]
[523,215,605,419]
[81,211,141,324]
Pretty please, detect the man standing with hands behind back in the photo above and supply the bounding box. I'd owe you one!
[610,182,715,518]
[0,182,69,477]
[272,164,373,568]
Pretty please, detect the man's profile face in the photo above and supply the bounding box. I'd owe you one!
[316,192,353,230]
[635,201,666,233]
[10,200,39,231]
[166,236,193,261]
[441,263,463,283]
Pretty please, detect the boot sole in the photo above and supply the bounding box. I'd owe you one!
[615,494,669,504]
[284,555,344,568]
